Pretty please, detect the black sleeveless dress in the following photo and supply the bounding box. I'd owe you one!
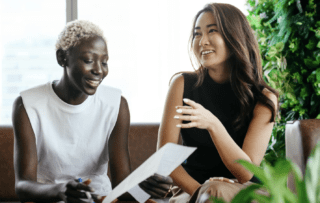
[181,71,259,184]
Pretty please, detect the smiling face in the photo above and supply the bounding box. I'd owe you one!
[192,12,231,71]
[65,35,109,96]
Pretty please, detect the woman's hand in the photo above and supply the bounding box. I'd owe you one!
[174,98,218,131]
[139,173,173,199]
[204,177,236,184]
[58,178,102,203]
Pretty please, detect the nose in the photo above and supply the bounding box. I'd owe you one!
[199,34,210,47]
[91,62,103,75]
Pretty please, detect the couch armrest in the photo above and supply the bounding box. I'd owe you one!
[285,120,304,193]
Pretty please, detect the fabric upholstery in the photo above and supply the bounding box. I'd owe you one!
[0,124,180,202]
[285,119,320,193]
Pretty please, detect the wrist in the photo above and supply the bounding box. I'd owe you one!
[55,183,66,200]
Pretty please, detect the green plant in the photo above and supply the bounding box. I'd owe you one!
[209,141,320,203]
[246,0,320,166]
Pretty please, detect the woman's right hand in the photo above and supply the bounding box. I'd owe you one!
[58,179,102,203]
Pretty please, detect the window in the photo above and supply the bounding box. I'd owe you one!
[0,0,248,125]
[78,0,249,122]
[0,0,65,124]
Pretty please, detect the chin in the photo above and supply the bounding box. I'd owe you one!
[84,87,98,95]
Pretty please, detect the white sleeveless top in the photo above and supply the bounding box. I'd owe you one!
[20,81,122,196]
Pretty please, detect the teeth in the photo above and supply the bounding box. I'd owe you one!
[87,80,100,86]
[202,50,214,55]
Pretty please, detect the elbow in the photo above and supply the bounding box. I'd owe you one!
[15,182,25,201]
[15,180,30,201]
[236,173,253,184]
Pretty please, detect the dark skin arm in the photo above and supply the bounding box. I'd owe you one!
[108,96,134,201]
[13,96,96,202]
[108,96,173,201]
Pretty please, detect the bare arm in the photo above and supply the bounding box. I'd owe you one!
[178,89,278,183]
[157,75,201,195]
[13,96,95,202]
[13,96,62,202]
[210,89,278,183]
[108,96,134,201]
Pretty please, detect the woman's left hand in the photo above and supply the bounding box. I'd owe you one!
[174,98,218,130]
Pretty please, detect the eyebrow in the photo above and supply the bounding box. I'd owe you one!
[194,24,217,30]
[80,51,108,57]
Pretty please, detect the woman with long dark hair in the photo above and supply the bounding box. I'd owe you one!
[157,3,278,202]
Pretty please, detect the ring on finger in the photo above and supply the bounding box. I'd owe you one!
[164,185,173,198]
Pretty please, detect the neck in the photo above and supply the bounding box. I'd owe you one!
[207,62,231,84]
[52,74,88,105]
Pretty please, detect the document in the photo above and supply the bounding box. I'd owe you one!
[103,143,196,203]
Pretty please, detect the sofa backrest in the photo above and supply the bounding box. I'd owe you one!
[285,119,320,193]
[0,124,182,201]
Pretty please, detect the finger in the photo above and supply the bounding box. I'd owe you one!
[67,181,95,192]
[174,115,198,121]
[92,194,102,202]
[145,177,170,191]
[175,105,193,109]
[176,122,198,128]
[83,178,92,186]
[65,188,87,199]
[94,195,106,203]
[183,98,201,108]
[210,177,234,184]
[152,174,174,184]
[139,183,165,199]
[139,181,167,198]
[66,196,87,203]
[175,108,196,115]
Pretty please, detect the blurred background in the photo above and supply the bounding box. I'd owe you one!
[0,0,249,124]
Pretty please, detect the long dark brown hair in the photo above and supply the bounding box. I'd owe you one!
[181,3,279,129]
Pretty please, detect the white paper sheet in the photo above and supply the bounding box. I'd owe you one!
[127,185,150,203]
[103,143,196,203]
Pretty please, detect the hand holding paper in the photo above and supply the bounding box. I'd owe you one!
[103,143,196,203]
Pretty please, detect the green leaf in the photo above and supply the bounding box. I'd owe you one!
[316,68,320,82]
[236,160,268,184]
[317,41,320,49]
[304,58,319,68]
[275,42,284,52]
[304,142,320,203]
[268,46,278,57]
[209,196,226,203]
[231,184,266,203]
[316,114,320,119]
[315,29,320,39]
[306,38,316,50]
[300,87,308,99]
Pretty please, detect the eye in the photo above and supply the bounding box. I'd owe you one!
[193,32,201,37]
[84,60,93,64]
[102,62,108,67]
[209,29,217,33]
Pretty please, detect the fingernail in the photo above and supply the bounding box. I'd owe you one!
[174,115,179,119]
[176,124,181,128]
[176,109,182,113]
[175,106,178,109]
[183,98,189,103]
[90,187,95,192]
[229,180,235,183]
[85,191,92,199]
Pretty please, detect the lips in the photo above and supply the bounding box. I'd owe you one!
[85,78,102,88]
[201,50,215,56]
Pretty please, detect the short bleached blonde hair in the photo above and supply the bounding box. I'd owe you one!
[55,20,106,51]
